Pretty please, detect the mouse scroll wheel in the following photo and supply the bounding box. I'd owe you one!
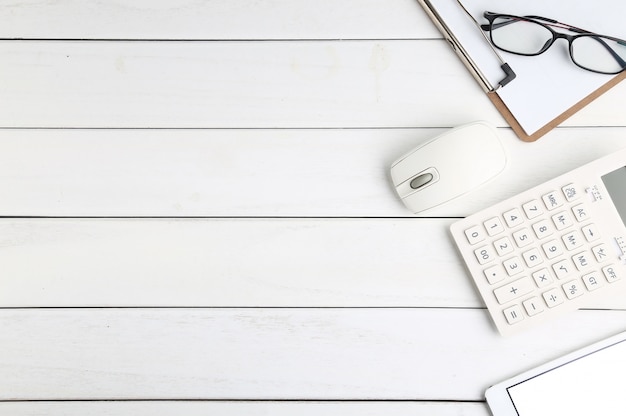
[410,172,434,190]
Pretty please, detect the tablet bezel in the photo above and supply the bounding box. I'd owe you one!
[485,331,626,415]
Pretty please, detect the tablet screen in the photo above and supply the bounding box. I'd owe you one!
[506,338,626,415]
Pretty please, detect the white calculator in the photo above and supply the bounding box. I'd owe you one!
[450,147,626,336]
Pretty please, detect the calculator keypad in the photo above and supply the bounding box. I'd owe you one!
[460,183,621,334]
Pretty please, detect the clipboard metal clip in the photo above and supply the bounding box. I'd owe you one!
[455,0,516,91]
[496,62,517,90]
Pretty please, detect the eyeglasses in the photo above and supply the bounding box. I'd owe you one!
[480,12,626,75]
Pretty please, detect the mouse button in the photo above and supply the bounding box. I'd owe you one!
[401,173,454,214]
[394,167,439,199]
[390,153,423,187]
[439,123,506,178]
[410,167,440,190]
[389,138,444,186]
[410,172,433,190]
[450,130,506,186]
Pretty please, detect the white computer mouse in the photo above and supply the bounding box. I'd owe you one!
[390,121,506,214]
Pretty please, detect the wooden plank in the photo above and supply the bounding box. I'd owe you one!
[0,218,474,308]
[3,217,625,309]
[0,40,495,129]
[0,128,625,217]
[1,40,625,129]
[0,401,490,416]
[0,0,436,40]
[1,308,624,400]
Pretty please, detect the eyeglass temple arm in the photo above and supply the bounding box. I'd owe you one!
[480,13,559,31]
[480,12,598,32]
[585,36,626,68]
[550,21,626,68]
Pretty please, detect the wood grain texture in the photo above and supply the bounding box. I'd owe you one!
[2,217,626,309]
[0,40,493,128]
[2,0,626,411]
[1,40,625,129]
[0,128,625,217]
[0,401,490,416]
[1,308,624,401]
[0,0,434,40]
[0,218,472,307]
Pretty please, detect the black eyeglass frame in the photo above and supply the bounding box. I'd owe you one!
[480,11,626,75]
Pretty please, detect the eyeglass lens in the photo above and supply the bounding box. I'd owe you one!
[573,36,626,74]
[489,16,626,74]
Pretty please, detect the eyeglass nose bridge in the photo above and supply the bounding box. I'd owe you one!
[540,31,577,59]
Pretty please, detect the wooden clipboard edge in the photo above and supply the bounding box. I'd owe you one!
[489,71,626,142]
[416,0,626,142]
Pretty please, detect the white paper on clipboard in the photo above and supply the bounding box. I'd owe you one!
[420,0,626,139]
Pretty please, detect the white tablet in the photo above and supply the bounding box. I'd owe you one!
[486,331,626,416]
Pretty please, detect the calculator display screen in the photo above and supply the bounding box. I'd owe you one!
[506,339,626,415]
[602,166,626,226]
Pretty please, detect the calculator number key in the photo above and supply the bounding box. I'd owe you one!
[522,248,543,268]
[464,225,486,245]
[474,246,496,265]
[503,257,525,276]
[513,228,534,248]
[503,208,524,228]
[523,200,544,220]
[484,217,505,236]
[542,239,563,260]
[494,237,514,256]
[532,219,554,239]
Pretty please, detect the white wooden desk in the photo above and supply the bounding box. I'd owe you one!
[1,1,626,415]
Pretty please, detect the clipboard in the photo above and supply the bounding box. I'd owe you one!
[490,71,626,142]
[418,0,626,142]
